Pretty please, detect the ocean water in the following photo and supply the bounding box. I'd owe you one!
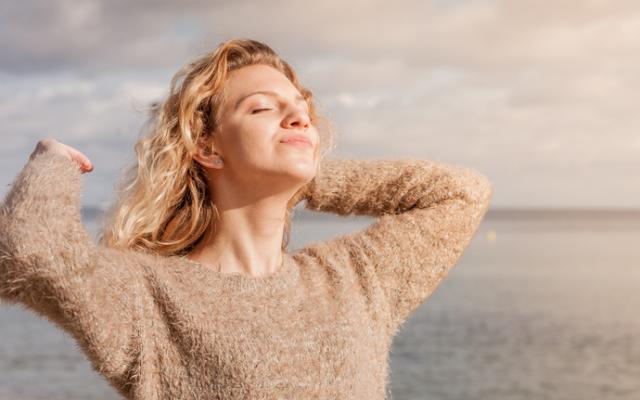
[1,211,639,399]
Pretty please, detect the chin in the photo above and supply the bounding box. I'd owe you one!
[283,160,316,180]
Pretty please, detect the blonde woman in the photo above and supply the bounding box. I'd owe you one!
[0,38,493,399]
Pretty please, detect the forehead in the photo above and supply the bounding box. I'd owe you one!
[224,64,300,104]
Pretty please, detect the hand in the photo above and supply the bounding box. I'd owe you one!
[29,138,94,174]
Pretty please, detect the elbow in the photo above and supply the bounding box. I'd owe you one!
[413,162,493,211]
[0,211,94,276]
[477,173,494,203]
[0,212,14,265]
[460,168,493,211]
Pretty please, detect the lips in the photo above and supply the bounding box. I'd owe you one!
[280,134,312,147]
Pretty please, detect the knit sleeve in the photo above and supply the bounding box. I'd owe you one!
[0,149,151,389]
[298,157,493,334]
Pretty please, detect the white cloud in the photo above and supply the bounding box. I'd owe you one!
[1,0,639,208]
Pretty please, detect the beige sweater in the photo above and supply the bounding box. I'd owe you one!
[0,150,492,399]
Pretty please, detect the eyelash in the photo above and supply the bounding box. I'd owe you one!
[250,107,311,119]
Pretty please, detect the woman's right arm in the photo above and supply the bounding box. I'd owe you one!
[0,141,154,391]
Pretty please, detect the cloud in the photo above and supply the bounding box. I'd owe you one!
[1,0,639,207]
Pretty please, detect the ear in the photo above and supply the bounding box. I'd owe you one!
[193,137,223,170]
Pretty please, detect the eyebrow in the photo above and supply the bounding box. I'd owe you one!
[234,90,306,110]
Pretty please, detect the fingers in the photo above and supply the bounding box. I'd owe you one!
[66,147,93,173]
[31,138,94,173]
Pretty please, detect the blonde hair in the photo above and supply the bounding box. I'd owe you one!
[98,38,335,257]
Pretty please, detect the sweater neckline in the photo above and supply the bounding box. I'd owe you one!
[175,251,298,293]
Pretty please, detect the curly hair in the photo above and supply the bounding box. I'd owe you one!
[98,38,336,257]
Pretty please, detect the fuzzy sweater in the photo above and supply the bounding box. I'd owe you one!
[0,149,492,400]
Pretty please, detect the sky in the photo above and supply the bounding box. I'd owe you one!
[0,0,638,209]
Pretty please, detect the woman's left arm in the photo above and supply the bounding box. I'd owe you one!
[296,157,493,335]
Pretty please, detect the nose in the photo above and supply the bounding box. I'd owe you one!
[282,106,310,130]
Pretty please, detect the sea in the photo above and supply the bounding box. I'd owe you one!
[1,208,639,400]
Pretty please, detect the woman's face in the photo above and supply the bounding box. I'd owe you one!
[204,63,320,191]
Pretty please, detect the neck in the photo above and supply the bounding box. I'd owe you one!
[187,196,288,279]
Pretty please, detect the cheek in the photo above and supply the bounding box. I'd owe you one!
[228,122,277,159]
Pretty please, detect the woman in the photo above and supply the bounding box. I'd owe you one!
[0,38,493,399]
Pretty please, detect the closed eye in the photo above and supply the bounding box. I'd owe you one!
[251,108,271,114]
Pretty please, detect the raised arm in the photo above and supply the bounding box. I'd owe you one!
[298,157,493,335]
[0,148,152,393]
